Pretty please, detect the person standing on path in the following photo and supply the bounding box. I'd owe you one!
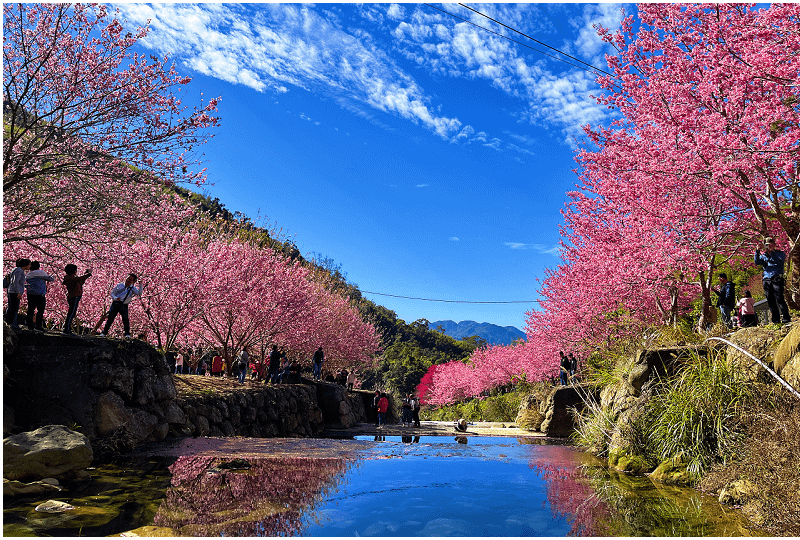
[100,273,142,337]
[372,390,381,426]
[737,290,758,328]
[25,261,54,331]
[236,347,249,385]
[312,347,324,380]
[377,392,389,427]
[754,237,792,324]
[712,273,736,328]
[410,394,421,427]
[62,264,92,335]
[5,258,30,329]
[268,345,286,383]
[559,351,570,386]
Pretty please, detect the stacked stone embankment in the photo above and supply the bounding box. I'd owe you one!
[3,323,371,447]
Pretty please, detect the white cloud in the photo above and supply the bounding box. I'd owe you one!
[449,237,460,241]
[386,4,405,21]
[384,4,621,145]
[570,4,626,65]
[416,184,429,188]
[505,242,561,256]
[114,3,465,140]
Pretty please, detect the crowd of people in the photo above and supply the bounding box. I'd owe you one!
[711,237,793,329]
[3,259,144,336]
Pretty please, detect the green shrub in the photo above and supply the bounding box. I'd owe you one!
[633,349,753,477]
[421,391,526,422]
[573,402,617,457]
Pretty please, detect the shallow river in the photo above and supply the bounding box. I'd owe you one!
[3,435,762,537]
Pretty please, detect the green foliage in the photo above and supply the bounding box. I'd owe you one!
[422,391,523,422]
[573,403,617,457]
[631,349,753,477]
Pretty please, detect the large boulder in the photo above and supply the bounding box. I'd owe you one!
[515,393,545,431]
[3,425,93,481]
[725,326,789,381]
[771,325,800,389]
[539,384,599,437]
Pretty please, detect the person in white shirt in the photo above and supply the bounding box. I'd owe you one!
[24,261,54,331]
[100,273,142,338]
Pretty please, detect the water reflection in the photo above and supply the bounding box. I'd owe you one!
[4,436,762,537]
[153,455,357,536]
[521,444,763,537]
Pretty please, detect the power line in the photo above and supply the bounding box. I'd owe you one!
[360,290,539,304]
[423,3,605,78]
[457,3,614,77]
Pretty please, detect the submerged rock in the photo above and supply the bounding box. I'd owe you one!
[648,453,698,486]
[4,477,62,497]
[35,499,76,513]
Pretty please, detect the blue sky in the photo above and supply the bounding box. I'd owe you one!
[114,3,628,330]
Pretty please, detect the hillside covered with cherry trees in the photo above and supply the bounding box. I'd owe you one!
[2,4,484,382]
[419,3,800,405]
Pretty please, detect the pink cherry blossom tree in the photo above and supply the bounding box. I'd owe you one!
[3,3,219,252]
[593,3,800,304]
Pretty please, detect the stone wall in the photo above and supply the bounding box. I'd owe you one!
[171,385,325,439]
[3,324,370,448]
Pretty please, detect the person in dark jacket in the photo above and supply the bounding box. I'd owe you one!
[62,263,92,334]
[755,237,791,324]
[268,345,285,383]
[712,273,736,328]
[559,351,570,386]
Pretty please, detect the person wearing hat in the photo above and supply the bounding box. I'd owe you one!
[755,237,791,324]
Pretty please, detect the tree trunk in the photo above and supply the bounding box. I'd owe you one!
[787,233,800,310]
[697,271,716,330]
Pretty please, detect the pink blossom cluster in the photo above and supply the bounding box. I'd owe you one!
[3,189,380,370]
[422,3,800,405]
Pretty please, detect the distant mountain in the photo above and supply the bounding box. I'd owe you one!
[429,320,526,346]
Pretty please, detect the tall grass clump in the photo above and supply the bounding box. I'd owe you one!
[634,349,754,476]
[573,399,617,457]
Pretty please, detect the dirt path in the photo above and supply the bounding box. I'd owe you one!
[322,420,548,439]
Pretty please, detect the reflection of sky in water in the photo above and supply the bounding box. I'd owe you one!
[301,437,577,537]
[141,436,760,537]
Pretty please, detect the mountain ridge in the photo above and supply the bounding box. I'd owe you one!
[429,320,526,346]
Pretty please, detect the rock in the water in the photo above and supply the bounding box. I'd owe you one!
[3,478,62,497]
[648,453,698,486]
[4,425,93,481]
[539,384,598,437]
[35,499,75,513]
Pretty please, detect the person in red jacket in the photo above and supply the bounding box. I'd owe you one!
[377,393,389,427]
[211,352,224,377]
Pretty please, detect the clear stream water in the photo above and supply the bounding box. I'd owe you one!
[3,435,763,537]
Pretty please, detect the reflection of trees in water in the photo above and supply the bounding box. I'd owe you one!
[579,466,745,537]
[525,445,613,536]
[153,455,357,536]
[526,445,752,537]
